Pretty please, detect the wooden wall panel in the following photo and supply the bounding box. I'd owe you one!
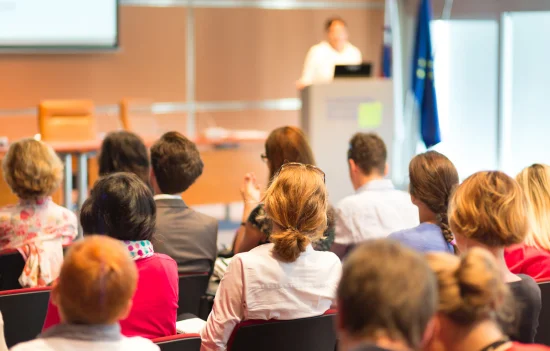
[0,6,187,109]
[195,7,384,101]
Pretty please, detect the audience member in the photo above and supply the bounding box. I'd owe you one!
[336,239,437,351]
[150,131,218,274]
[201,163,342,350]
[234,126,335,253]
[388,151,458,253]
[449,171,541,343]
[0,312,7,351]
[11,236,159,351]
[506,164,550,282]
[43,173,178,339]
[426,248,550,351]
[0,138,77,287]
[331,133,418,259]
[98,131,151,187]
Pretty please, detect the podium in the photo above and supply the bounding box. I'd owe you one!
[300,79,395,205]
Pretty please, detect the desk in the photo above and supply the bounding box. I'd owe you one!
[0,137,267,210]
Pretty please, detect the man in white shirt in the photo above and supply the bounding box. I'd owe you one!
[297,17,362,89]
[330,133,419,259]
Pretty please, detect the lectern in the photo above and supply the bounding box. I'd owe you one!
[301,79,395,205]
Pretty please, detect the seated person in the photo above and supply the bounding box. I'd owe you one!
[43,173,178,339]
[505,164,550,282]
[331,133,418,259]
[449,171,541,343]
[426,248,550,351]
[98,131,151,188]
[336,239,437,351]
[234,126,335,254]
[389,151,459,253]
[0,138,77,287]
[11,236,159,351]
[0,312,6,351]
[150,132,218,273]
[201,163,342,351]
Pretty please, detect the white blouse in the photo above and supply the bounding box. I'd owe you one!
[200,243,341,351]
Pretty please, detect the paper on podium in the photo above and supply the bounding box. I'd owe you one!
[176,318,207,334]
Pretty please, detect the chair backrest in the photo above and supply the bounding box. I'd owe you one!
[536,282,550,345]
[119,99,159,136]
[0,287,52,348]
[227,310,337,351]
[0,250,25,291]
[153,333,201,351]
[178,273,210,316]
[38,100,96,141]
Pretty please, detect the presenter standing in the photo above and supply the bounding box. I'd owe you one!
[296,17,362,90]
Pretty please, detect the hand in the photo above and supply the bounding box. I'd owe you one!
[241,173,261,204]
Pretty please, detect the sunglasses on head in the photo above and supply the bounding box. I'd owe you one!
[278,162,326,183]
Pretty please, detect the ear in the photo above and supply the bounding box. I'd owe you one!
[421,314,441,351]
[383,163,389,177]
[348,159,357,173]
[410,194,419,206]
[118,300,133,321]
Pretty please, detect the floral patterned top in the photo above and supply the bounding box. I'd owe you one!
[0,197,78,287]
[247,203,335,251]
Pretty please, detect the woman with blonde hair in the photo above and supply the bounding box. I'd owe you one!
[0,138,78,287]
[449,171,541,343]
[201,163,341,351]
[505,164,550,282]
[425,248,550,351]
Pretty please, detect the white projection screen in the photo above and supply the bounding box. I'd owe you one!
[0,0,118,51]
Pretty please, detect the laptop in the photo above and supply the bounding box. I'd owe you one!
[334,63,373,78]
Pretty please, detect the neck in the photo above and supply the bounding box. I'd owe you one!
[471,243,519,283]
[342,334,411,351]
[444,319,507,351]
[355,173,385,191]
[418,208,437,224]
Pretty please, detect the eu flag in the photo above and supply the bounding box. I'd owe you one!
[411,0,440,148]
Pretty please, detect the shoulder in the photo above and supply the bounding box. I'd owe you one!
[10,340,52,351]
[311,250,342,267]
[122,336,160,350]
[192,209,219,228]
[50,203,77,222]
[140,253,178,273]
[309,41,329,54]
[509,342,550,351]
[511,275,542,303]
[347,43,362,55]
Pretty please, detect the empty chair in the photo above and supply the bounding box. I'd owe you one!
[154,334,201,351]
[536,282,550,346]
[38,100,96,142]
[0,250,25,291]
[178,273,210,316]
[226,310,337,351]
[0,287,51,347]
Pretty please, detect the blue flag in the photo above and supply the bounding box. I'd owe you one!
[382,0,393,78]
[411,0,440,148]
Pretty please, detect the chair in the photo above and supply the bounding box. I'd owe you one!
[0,249,25,291]
[536,282,550,345]
[227,310,337,351]
[119,99,159,135]
[38,100,96,142]
[153,333,201,351]
[178,272,210,316]
[0,287,52,348]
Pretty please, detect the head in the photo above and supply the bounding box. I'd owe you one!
[425,248,514,350]
[347,133,388,190]
[150,131,203,195]
[409,151,459,252]
[516,164,550,251]
[80,172,156,241]
[449,171,529,253]
[98,131,150,186]
[264,126,315,181]
[264,163,327,263]
[325,17,349,52]
[337,239,437,351]
[2,138,63,200]
[53,235,138,325]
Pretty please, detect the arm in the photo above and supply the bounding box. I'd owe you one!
[233,173,261,253]
[200,257,245,351]
[0,313,7,351]
[297,46,317,89]
[234,222,265,254]
[330,206,354,260]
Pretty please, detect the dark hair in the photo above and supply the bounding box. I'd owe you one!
[98,131,150,186]
[265,126,316,180]
[347,133,387,176]
[80,172,156,241]
[338,239,437,349]
[150,131,204,194]
[409,151,459,253]
[325,17,346,31]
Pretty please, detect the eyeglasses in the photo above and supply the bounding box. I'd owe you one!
[278,162,326,183]
[260,153,268,162]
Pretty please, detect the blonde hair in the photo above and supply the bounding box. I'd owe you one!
[55,235,138,324]
[2,138,63,199]
[516,164,550,251]
[426,248,513,325]
[449,171,529,247]
[264,163,327,262]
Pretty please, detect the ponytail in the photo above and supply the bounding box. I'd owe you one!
[271,228,309,262]
[437,212,458,254]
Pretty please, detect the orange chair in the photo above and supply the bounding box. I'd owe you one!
[119,99,159,136]
[38,100,96,142]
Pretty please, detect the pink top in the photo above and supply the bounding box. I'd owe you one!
[509,342,550,350]
[42,253,179,339]
[505,243,550,282]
